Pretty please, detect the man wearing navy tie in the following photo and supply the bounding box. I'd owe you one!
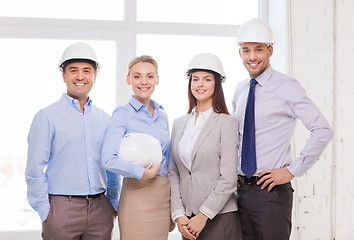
[232,19,333,240]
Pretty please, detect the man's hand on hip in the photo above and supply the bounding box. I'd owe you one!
[257,165,294,192]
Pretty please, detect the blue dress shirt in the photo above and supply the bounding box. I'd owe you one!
[232,66,333,177]
[101,96,170,179]
[26,93,121,222]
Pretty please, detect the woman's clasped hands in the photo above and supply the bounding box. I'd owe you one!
[176,212,208,239]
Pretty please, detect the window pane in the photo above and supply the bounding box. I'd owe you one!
[0,0,124,20]
[0,39,115,230]
[138,0,258,24]
[137,34,249,126]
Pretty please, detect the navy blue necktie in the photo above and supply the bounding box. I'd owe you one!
[241,78,257,178]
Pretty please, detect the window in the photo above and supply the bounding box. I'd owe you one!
[0,0,124,20]
[138,0,257,25]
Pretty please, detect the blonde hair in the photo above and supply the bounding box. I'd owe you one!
[128,55,158,75]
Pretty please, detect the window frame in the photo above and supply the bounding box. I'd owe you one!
[0,0,261,107]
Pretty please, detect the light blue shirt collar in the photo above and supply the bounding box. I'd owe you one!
[61,93,92,112]
[129,95,164,112]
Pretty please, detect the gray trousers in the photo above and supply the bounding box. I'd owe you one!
[237,182,293,240]
[42,193,117,240]
[182,211,243,240]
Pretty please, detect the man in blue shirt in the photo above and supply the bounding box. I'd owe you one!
[232,19,333,240]
[25,42,120,240]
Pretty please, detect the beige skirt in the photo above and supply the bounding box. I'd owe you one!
[118,176,171,240]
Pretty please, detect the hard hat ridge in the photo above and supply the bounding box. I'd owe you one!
[236,18,274,45]
[59,42,100,72]
[186,52,226,82]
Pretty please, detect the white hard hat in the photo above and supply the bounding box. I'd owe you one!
[119,133,162,168]
[58,42,100,72]
[236,18,274,44]
[187,52,226,82]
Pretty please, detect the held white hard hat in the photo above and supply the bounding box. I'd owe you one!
[119,133,162,168]
[236,18,274,45]
[186,52,226,82]
[58,42,100,72]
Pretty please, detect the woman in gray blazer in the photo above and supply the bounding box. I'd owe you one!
[168,53,243,240]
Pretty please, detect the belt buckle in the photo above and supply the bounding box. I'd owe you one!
[238,176,247,184]
[238,175,256,185]
[244,177,253,185]
[86,195,93,200]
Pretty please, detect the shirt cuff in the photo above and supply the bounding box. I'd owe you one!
[172,214,185,222]
[199,205,216,219]
[108,198,119,212]
[134,165,145,180]
[199,210,212,220]
[288,159,307,177]
[171,209,186,221]
[37,203,51,223]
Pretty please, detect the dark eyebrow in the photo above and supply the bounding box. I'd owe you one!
[68,67,92,71]
[255,45,265,49]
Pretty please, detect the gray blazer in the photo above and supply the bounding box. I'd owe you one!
[168,111,239,220]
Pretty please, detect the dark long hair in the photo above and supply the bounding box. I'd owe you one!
[187,70,229,115]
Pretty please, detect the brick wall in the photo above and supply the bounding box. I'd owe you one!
[290,0,354,239]
[335,0,354,239]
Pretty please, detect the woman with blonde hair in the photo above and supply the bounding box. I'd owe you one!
[168,53,243,240]
[102,55,174,240]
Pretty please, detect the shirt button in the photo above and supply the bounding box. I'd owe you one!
[88,158,92,161]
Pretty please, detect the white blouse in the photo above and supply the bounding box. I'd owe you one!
[179,107,213,169]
